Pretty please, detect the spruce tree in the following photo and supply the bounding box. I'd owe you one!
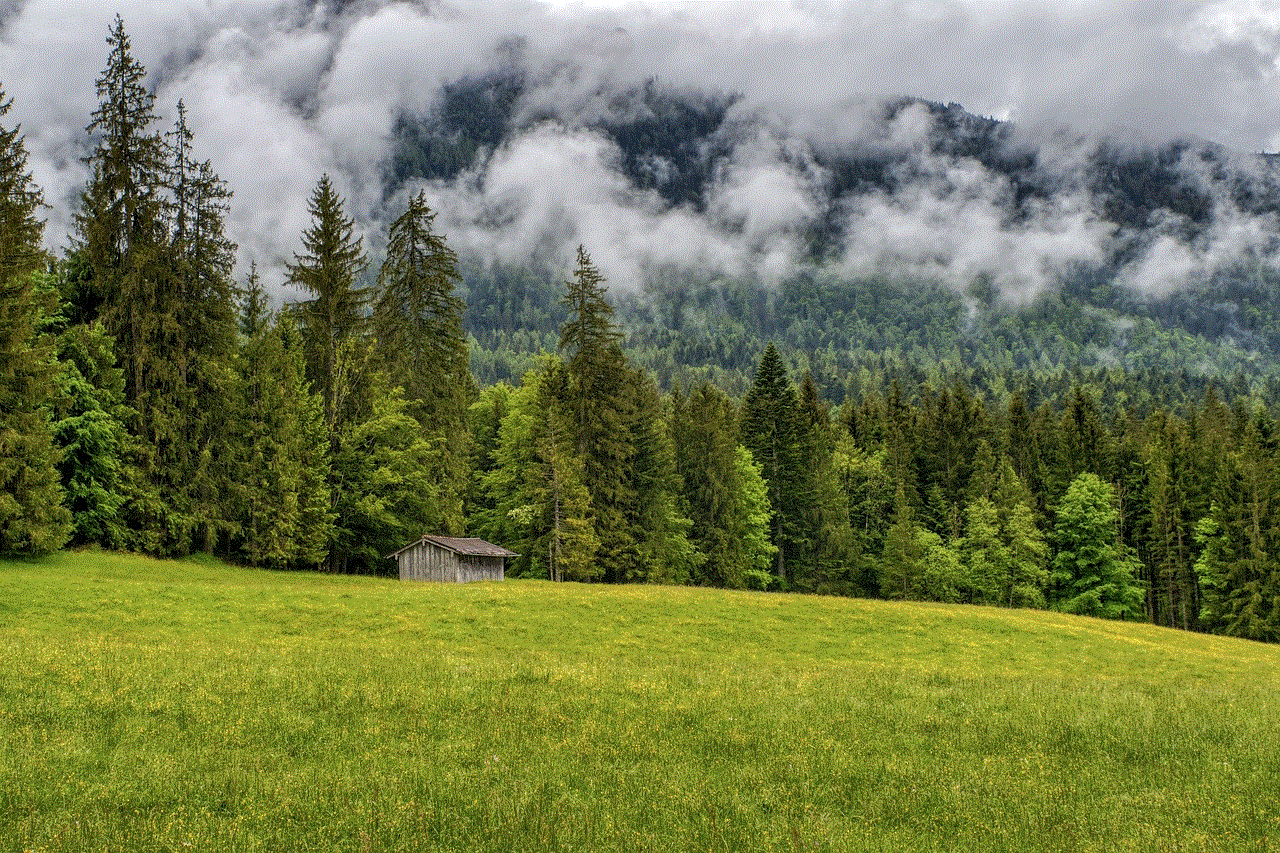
[288,174,369,430]
[1193,422,1280,641]
[74,15,169,393]
[0,90,70,554]
[527,366,599,581]
[229,304,333,569]
[373,191,470,534]
[72,19,238,553]
[556,247,635,581]
[795,373,854,591]
[1050,472,1145,619]
[50,318,130,549]
[328,351,435,573]
[671,383,774,588]
[739,344,806,583]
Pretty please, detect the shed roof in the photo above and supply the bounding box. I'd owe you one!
[389,535,519,559]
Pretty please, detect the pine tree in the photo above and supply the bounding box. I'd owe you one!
[373,191,470,534]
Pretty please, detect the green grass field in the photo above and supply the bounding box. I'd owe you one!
[2,552,1278,852]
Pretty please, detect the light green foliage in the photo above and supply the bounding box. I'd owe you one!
[485,364,601,582]
[916,528,966,603]
[49,320,129,548]
[832,437,893,596]
[5,553,1279,852]
[960,460,1048,607]
[1051,472,1146,619]
[734,445,778,579]
[880,484,925,600]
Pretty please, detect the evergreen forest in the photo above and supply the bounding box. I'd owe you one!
[5,18,1280,645]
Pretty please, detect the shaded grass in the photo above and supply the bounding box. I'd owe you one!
[2,551,1278,851]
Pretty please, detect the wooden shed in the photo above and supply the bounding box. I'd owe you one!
[389,535,518,583]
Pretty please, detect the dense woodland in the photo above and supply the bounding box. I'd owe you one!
[3,19,1280,643]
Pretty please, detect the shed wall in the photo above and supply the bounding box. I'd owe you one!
[398,543,504,582]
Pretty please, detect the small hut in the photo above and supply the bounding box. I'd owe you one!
[389,535,518,583]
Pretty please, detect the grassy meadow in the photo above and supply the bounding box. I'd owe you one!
[1,552,1278,852]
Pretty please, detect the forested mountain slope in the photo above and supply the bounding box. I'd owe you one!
[386,76,1280,400]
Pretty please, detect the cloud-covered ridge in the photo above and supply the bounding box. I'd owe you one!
[2,0,1280,301]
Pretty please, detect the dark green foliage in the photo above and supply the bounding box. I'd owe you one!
[670,383,775,588]
[373,191,470,534]
[329,355,439,574]
[739,345,809,583]
[0,273,70,556]
[228,309,333,569]
[793,374,856,591]
[556,247,636,581]
[71,19,238,554]
[0,92,70,555]
[288,174,369,429]
[1193,419,1280,641]
[238,261,269,338]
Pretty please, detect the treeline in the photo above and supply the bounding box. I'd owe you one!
[465,261,1280,402]
[2,19,1279,645]
[1,18,470,573]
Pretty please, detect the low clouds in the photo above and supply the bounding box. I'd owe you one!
[3,0,1280,301]
[835,152,1112,304]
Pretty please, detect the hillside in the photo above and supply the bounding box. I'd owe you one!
[3,552,1277,851]
[379,79,1280,395]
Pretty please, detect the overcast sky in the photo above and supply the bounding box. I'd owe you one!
[3,0,1280,298]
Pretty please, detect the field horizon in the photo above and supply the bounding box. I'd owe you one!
[2,550,1277,852]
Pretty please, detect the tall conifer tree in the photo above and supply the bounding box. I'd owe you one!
[739,344,806,582]
[72,18,238,553]
[557,246,635,581]
[373,191,470,533]
[289,174,369,429]
[0,88,70,554]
